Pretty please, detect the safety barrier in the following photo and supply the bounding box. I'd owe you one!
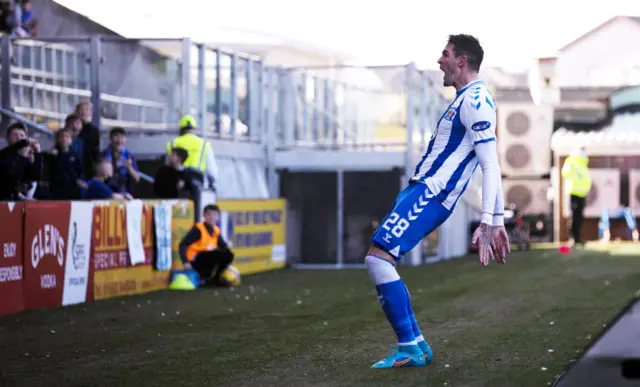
[0,198,287,317]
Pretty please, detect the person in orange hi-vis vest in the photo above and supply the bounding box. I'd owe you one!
[179,204,235,287]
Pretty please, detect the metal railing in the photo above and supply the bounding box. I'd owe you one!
[4,37,172,131]
[1,36,451,149]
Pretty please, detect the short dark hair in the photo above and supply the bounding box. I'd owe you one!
[64,114,81,128]
[6,122,26,138]
[171,147,189,163]
[55,127,72,143]
[204,204,220,213]
[109,127,127,138]
[447,34,484,72]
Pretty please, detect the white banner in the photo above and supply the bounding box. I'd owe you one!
[154,202,173,271]
[126,200,146,265]
[62,201,93,306]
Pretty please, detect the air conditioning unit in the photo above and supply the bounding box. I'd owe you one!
[629,169,640,214]
[497,103,554,177]
[503,178,551,216]
[583,169,621,218]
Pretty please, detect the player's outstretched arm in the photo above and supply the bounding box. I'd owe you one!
[471,139,500,265]
[460,87,501,265]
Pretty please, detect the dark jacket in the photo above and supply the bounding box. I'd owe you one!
[0,140,43,200]
[78,122,100,179]
[153,166,195,199]
[47,147,84,200]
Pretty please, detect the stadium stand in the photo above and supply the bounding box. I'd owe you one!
[0,0,481,319]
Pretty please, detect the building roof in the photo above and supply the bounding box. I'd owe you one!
[559,16,640,52]
[551,112,640,155]
[52,0,354,63]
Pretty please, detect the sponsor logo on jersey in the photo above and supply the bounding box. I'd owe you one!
[471,120,491,131]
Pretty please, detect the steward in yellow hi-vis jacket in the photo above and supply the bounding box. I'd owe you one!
[561,147,592,245]
[179,204,234,287]
[166,115,219,189]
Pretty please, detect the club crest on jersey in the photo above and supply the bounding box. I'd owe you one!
[443,109,457,122]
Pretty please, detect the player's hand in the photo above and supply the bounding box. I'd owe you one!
[472,223,494,266]
[490,225,510,264]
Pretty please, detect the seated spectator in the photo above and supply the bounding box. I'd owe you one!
[65,114,85,170]
[86,159,132,201]
[179,204,235,287]
[0,122,43,201]
[153,147,196,198]
[101,127,140,196]
[47,128,86,200]
[20,0,38,37]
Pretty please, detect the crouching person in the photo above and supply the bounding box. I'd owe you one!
[179,204,234,287]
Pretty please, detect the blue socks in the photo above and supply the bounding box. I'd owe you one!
[405,284,431,355]
[376,280,416,344]
[366,255,425,346]
[405,284,423,340]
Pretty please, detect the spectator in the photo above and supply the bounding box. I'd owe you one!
[179,204,234,287]
[101,127,140,196]
[47,128,86,200]
[65,114,85,170]
[15,139,37,200]
[561,146,592,246]
[166,115,219,191]
[153,147,195,198]
[75,101,100,179]
[85,158,132,201]
[0,122,43,201]
[20,0,38,37]
[0,1,11,33]
[4,0,24,37]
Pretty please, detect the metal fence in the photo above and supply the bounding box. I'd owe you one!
[274,64,449,151]
[1,36,178,131]
[1,35,450,150]
[0,36,264,141]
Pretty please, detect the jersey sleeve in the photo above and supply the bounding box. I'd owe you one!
[462,85,501,225]
[460,86,497,145]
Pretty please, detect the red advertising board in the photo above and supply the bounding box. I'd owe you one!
[0,203,25,316]
[23,202,71,310]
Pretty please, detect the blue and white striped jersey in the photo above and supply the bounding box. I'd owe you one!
[411,80,497,211]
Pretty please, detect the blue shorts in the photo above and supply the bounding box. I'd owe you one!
[371,182,452,260]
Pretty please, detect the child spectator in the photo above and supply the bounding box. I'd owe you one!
[47,128,86,200]
[20,0,38,36]
[153,147,193,198]
[85,159,132,201]
[65,114,85,172]
[101,127,140,196]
